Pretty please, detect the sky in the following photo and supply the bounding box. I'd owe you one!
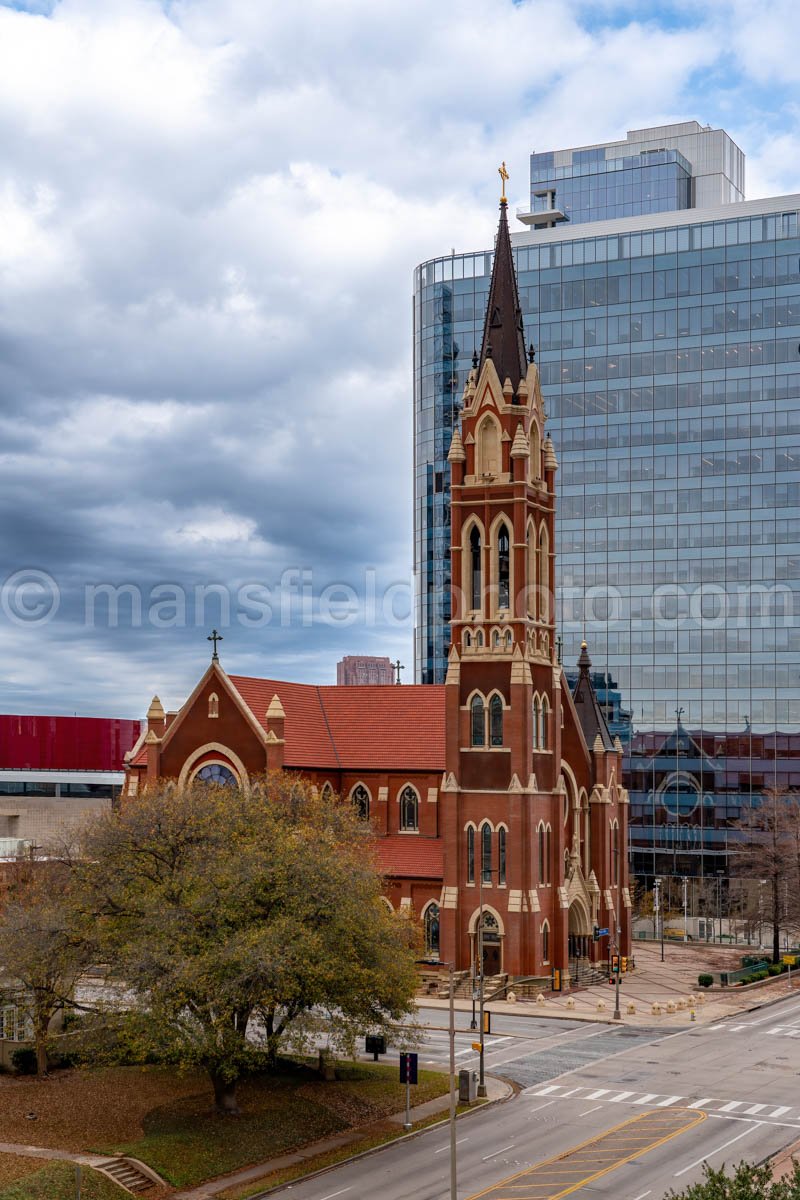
[1,0,799,717]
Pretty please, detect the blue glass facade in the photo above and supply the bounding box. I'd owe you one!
[414,200,800,880]
[530,148,692,224]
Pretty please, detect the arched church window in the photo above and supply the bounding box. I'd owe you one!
[478,415,500,475]
[497,523,510,610]
[498,827,507,885]
[351,784,370,821]
[532,698,541,749]
[541,920,550,963]
[321,782,334,801]
[400,786,419,831]
[195,762,237,787]
[471,694,486,747]
[537,822,545,883]
[481,821,492,883]
[490,695,503,747]
[470,525,482,610]
[467,825,475,884]
[611,820,620,885]
[423,903,440,959]
[541,698,550,750]
[545,824,552,884]
[538,526,549,620]
[208,692,219,719]
[526,523,537,617]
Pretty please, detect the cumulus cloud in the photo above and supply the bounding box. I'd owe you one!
[0,0,798,715]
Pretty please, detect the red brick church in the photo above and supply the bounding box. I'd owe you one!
[124,195,631,982]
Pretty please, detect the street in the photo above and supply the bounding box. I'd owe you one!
[273,993,800,1200]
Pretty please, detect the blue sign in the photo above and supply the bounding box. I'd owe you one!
[597,927,609,936]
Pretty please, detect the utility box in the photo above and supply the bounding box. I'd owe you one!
[458,1068,478,1103]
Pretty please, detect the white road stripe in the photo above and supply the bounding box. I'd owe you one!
[482,1143,515,1161]
[692,1098,717,1108]
[586,1089,611,1099]
[531,1085,561,1096]
[633,1093,659,1105]
[563,1087,583,1097]
[674,1123,761,1176]
[434,1137,468,1154]
[631,1192,652,1200]
[580,1105,604,1116]
[709,1114,800,1130]
[742,1103,767,1115]
[528,1100,556,1114]
[769,1105,792,1118]
[319,1190,352,1200]
[657,1095,683,1107]
[609,1091,635,1103]
[719,1101,744,1112]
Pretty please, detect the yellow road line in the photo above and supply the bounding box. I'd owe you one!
[466,1107,706,1200]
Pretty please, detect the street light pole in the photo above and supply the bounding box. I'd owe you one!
[448,964,457,1200]
[682,876,688,943]
[478,867,486,1098]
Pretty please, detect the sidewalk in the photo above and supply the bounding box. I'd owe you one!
[422,943,798,1028]
[173,1075,511,1200]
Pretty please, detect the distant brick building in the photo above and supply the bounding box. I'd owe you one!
[336,656,395,686]
[125,197,631,982]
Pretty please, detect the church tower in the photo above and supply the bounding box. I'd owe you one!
[439,182,629,981]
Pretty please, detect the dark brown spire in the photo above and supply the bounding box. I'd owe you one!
[572,641,615,752]
[478,199,528,392]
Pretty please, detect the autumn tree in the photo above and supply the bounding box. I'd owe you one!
[0,863,92,1076]
[731,788,800,963]
[71,774,419,1113]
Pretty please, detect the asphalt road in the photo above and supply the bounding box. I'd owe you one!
[275,993,800,1200]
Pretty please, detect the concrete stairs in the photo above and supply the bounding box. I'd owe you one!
[94,1156,163,1194]
[570,960,608,988]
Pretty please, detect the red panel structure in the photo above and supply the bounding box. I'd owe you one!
[0,715,141,771]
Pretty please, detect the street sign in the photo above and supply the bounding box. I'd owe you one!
[597,927,609,937]
[471,1042,482,1052]
[783,955,797,965]
[399,1052,418,1085]
[365,1034,386,1061]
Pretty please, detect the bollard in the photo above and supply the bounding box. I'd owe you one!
[627,1002,636,1015]
[536,993,545,1005]
[651,1002,662,1015]
[691,1008,696,1022]
[566,997,575,1010]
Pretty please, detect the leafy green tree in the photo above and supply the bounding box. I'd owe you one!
[0,864,91,1076]
[72,774,419,1113]
[666,1160,800,1200]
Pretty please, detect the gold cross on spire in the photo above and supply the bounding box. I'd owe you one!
[498,160,509,201]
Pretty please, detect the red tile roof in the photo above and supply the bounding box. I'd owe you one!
[375,835,444,880]
[229,676,446,772]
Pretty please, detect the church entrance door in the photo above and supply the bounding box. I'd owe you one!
[482,941,501,977]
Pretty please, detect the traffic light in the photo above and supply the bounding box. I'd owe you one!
[593,925,600,942]
[621,956,628,974]
[611,953,620,973]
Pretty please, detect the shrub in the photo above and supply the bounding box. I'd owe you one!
[768,963,784,976]
[697,974,713,988]
[10,1046,38,1074]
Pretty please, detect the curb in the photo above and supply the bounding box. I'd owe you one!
[219,1077,515,1200]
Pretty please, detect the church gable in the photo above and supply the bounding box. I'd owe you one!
[157,667,268,785]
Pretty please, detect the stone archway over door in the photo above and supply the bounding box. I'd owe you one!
[568,897,591,963]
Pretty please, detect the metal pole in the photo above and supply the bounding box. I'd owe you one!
[683,876,688,943]
[478,869,486,1098]
[449,965,457,1200]
[404,1071,411,1131]
[75,1164,82,1200]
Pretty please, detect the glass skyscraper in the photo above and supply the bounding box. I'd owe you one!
[414,122,800,885]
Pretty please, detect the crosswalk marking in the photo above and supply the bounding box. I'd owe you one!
[526,1083,799,1123]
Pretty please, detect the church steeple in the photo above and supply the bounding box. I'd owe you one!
[478,197,527,393]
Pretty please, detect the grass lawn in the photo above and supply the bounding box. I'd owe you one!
[0,1061,450,1190]
[0,1162,127,1200]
